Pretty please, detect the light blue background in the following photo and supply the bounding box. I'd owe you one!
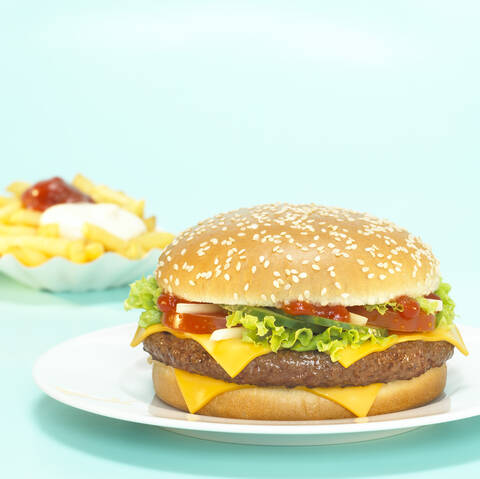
[1,1,479,477]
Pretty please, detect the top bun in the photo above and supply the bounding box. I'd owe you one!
[156,204,440,306]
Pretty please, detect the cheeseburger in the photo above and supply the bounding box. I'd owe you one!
[125,204,467,420]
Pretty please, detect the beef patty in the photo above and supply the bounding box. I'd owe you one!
[143,332,454,388]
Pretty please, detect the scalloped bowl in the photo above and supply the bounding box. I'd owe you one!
[0,248,162,292]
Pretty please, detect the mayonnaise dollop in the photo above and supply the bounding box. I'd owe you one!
[40,203,146,240]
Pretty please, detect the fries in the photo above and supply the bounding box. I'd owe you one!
[4,246,48,267]
[0,175,174,267]
[73,174,145,217]
[6,181,30,197]
[132,231,175,251]
[8,209,41,226]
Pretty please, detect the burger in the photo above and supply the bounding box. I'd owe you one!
[125,204,467,420]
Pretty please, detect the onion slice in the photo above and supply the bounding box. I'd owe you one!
[425,298,443,312]
[349,312,369,326]
[176,303,225,315]
[210,327,245,341]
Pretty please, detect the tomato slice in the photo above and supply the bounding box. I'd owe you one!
[157,293,227,334]
[348,304,436,332]
[162,311,227,334]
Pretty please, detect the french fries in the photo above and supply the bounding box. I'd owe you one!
[6,181,30,197]
[132,231,175,252]
[8,209,41,226]
[4,246,48,267]
[73,174,145,217]
[83,223,128,253]
[0,175,174,267]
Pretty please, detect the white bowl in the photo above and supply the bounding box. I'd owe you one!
[0,248,161,292]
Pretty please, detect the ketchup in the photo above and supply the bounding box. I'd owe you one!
[21,177,94,212]
[393,295,420,319]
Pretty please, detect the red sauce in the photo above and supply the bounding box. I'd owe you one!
[21,176,94,212]
[157,293,227,334]
[394,295,420,319]
[156,293,185,313]
[282,301,350,322]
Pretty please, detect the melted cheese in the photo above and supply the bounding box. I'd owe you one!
[174,368,251,413]
[336,325,468,368]
[302,383,383,417]
[131,324,271,377]
[173,367,383,417]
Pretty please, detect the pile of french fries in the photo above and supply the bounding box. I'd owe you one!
[0,174,174,267]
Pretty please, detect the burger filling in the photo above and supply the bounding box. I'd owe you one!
[125,277,456,362]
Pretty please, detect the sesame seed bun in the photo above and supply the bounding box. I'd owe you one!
[156,203,440,306]
[152,361,447,420]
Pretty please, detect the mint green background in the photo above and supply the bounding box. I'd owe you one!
[1,1,479,477]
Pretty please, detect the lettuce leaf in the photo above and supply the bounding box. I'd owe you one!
[416,296,439,315]
[124,277,163,328]
[365,301,404,315]
[226,309,390,362]
[435,282,455,328]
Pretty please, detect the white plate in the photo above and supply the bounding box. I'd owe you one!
[0,249,161,292]
[33,323,478,446]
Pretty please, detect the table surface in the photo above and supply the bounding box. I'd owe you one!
[2,273,479,479]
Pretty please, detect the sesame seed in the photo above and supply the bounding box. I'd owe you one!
[224,273,230,281]
[312,264,321,271]
[334,282,341,289]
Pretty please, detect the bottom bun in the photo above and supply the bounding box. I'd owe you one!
[152,361,447,420]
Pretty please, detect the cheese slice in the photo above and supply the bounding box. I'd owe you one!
[173,367,382,417]
[132,324,468,377]
[336,325,468,368]
[174,368,251,413]
[302,383,383,417]
[131,324,271,377]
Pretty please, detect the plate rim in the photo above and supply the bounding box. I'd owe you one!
[33,322,479,436]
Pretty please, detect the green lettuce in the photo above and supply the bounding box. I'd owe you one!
[227,309,390,362]
[365,301,404,315]
[434,282,456,328]
[416,296,439,315]
[124,277,163,328]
